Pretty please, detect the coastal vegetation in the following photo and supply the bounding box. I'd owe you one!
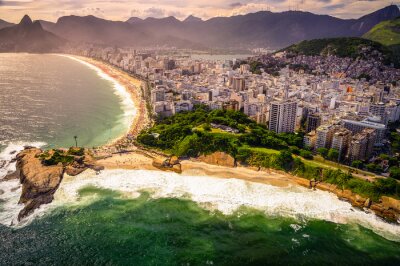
[233,59,284,76]
[363,17,400,66]
[38,147,85,166]
[138,106,400,201]
[281,37,396,67]
[39,150,74,166]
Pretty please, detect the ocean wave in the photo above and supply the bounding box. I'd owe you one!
[0,142,47,226]
[57,55,136,140]
[1,147,399,241]
[14,168,397,242]
[0,141,46,179]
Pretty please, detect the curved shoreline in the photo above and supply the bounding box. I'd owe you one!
[71,54,400,227]
[1,54,399,244]
[59,54,151,148]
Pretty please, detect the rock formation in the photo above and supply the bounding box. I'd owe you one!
[15,148,64,220]
[313,182,400,223]
[198,152,236,167]
[152,156,182,173]
[11,147,104,220]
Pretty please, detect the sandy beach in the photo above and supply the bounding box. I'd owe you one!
[96,151,303,188]
[69,55,151,147]
[69,55,309,189]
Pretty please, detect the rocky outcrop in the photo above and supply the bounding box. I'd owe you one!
[152,156,182,173]
[15,148,64,220]
[198,152,236,167]
[305,180,400,223]
[12,147,105,220]
[65,153,104,176]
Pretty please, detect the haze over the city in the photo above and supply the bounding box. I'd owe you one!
[0,0,398,22]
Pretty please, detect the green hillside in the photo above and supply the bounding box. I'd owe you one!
[363,17,400,66]
[281,37,396,67]
[282,37,389,58]
[363,17,400,46]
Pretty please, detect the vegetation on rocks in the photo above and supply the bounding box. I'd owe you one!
[138,105,303,157]
[363,17,400,67]
[39,150,74,166]
[281,37,395,66]
[138,107,400,201]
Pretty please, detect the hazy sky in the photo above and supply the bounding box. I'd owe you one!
[0,0,397,23]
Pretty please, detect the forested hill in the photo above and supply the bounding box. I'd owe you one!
[364,17,400,46]
[364,17,400,65]
[279,37,395,66]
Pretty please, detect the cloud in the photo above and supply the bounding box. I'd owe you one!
[0,0,395,23]
[0,0,31,6]
[230,2,243,8]
[145,7,166,18]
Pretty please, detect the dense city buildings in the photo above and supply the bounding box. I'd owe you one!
[68,45,400,164]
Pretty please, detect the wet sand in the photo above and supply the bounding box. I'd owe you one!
[97,151,301,188]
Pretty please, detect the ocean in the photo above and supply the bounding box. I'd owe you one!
[0,53,132,151]
[0,54,400,265]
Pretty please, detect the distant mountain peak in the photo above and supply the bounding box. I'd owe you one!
[20,15,33,25]
[359,4,400,19]
[32,20,43,30]
[184,15,202,22]
[126,17,143,24]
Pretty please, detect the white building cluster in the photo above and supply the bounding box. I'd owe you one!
[70,46,400,162]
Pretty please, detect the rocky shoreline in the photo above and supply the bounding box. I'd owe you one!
[2,147,400,224]
[3,147,104,221]
[195,152,400,224]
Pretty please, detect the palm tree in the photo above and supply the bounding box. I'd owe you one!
[74,136,78,147]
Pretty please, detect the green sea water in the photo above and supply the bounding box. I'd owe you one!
[0,53,130,151]
[1,187,399,265]
[1,54,400,266]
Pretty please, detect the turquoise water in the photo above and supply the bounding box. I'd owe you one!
[0,53,129,150]
[0,187,399,265]
[0,53,399,265]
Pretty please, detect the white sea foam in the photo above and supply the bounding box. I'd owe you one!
[2,168,394,242]
[0,142,46,226]
[0,142,46,178]
[1,144,400,242]
[57,54,136,140]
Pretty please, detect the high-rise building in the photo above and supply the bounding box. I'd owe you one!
[369,102,386,122]
[303,130,317,149]
[230,77,246,91]
[306,114,321,133]
[347,129,376,162]
[331,128,352,162]
[342,119,386,145]
[240,64,250,74]
[269,100,297,133]
[151,86,166,103]
[315,124,338,150]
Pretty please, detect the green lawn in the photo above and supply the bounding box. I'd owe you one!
[245,146,280,154]
[245,146,377,179]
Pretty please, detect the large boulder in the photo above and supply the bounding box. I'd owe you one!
[15,148,64,220]
[152,157,182,173]
[198,152,236,167]
[381,196,400,212]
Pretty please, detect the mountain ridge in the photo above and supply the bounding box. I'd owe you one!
[0,15,64,52]
[1,5,399,50]
[48,5,399,49]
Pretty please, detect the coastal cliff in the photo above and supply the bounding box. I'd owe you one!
[9,147,400,224]
[198,152,236,167]
[314,182,400,222]
[15,148,64,220]
[195,152,400,223]
[11,147,104,220]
